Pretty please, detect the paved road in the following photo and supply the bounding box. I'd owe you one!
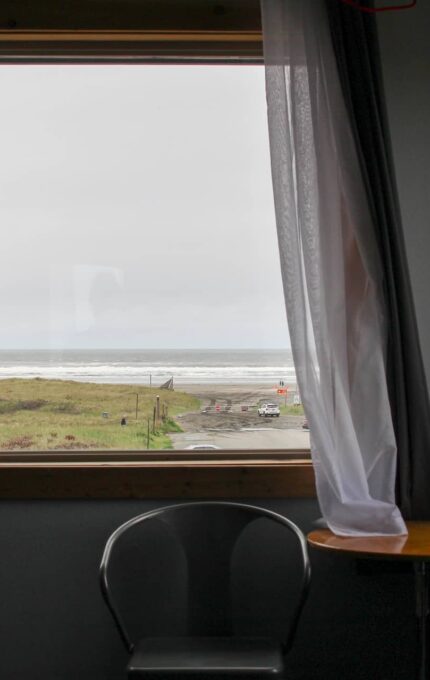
[171,427,310,450]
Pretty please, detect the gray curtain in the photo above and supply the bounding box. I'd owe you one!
[325,0,430,519]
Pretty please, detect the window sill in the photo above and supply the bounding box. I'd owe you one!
[0,449,315,499]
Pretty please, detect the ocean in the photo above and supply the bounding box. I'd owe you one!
[0,349,296,386]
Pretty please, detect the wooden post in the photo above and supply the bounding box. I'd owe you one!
[147,418,150,449]
[135,393,139,420]
[156,395,160,422]
[153,406,156,433]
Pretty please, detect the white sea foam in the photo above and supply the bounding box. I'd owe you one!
[0,350,296,385]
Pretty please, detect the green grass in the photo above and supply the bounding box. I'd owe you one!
[0,378,199,451]
[279,404,305,416]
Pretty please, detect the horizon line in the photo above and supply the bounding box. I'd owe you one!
[0,347,292,352]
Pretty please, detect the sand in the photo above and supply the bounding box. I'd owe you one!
[170,383,310,450]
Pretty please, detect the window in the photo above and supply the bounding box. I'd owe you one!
[0,12,313,499]
[0,64,310,455]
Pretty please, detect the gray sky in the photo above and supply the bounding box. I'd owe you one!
[0,65,289,349]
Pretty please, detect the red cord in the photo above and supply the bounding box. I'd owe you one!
[339,0,417,12]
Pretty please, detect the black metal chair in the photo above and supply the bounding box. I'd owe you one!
[100,501,311,679]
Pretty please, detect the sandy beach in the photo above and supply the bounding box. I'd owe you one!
[171,383,310,450]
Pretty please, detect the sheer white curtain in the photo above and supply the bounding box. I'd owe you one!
[261,0,406,535]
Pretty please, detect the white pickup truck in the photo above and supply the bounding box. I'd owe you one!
[258,403,280,417]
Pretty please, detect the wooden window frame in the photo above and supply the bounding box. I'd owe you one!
[0,0,263,62]
[0,30,263,63]
[0,450,315,499]
[0,3,314,499]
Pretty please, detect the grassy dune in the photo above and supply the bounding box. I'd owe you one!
[279,404,305,416]
[0,378,199,451]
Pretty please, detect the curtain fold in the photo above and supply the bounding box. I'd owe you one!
[325,0,430,520]
[261,0,406,535]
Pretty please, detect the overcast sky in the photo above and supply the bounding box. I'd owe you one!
[0,65,289,349]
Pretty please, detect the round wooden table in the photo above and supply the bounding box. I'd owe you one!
[308,522,430,680]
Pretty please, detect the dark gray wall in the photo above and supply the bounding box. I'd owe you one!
[378,3,430,386]
[0,499,416,679]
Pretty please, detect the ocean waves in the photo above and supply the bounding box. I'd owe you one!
[0,350,296,385]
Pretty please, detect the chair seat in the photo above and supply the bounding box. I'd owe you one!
[127,636,286,678]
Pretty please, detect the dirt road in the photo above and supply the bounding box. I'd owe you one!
[171,383,309,450]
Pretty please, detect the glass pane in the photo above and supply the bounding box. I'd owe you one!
[0,65,309,451]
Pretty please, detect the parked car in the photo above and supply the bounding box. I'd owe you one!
[186,444,220,450]
[258,403,280,417]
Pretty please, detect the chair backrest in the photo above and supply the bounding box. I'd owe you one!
[100,501,311,654]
